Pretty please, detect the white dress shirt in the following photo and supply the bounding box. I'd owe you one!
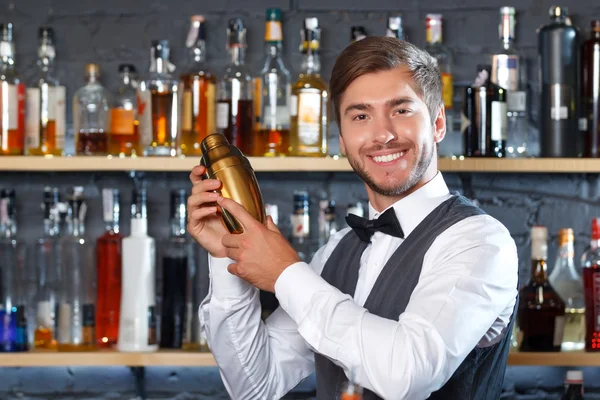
[199,172,519,400]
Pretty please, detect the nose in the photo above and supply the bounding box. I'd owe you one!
[371,115,397,145]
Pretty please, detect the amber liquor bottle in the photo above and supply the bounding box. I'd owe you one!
[95,189,123,349]
[108,65,141,157]
[518,226,566,352]
[180,16,216,156]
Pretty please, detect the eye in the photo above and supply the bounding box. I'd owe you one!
[394,109,410,115]
[352,114,368,121]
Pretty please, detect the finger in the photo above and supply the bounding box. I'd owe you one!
[191,179,221,195]
[225,247,243,261]
[217,196,261,231]
[221,233,243,249]
[187,206,218,229]
[227,262,241,277]
[189,165,206,185]
[265,216,281,234]
[187,192,219,210]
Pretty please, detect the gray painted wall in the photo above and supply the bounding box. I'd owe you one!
[1,0,600,398]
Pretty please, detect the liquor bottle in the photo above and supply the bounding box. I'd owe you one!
[216,19,254,155]
[118,188,158,352]
[291,191,312,261]
[463,65,508,158]
[318,199,337,248]
[95,189,123,349]
[26,26,66,156]
[182,244,209,352]
[386,16,405,41]
[425,14,457,158]
[351,26,367,43]
[290,18,329,157]
[255,8,292,157]
[140,40,180,157]
[57,187,96,351]
[583,20,600,158]
[180,16,216,156]
[160,190,190,349]
[108,64,141,157]
[549,228,585,351]
[538,6,581,157]
[32,187,61,350]
[491,7,529,158]
[73,63,111,155]
[0,23,25,155]
[518,226,566,352]
[581,218,600,351]
[561,370,584,400]
[0,189,28,352]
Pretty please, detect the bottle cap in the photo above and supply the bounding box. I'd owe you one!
[592,20,600,32]
[85,63,101,78]
[102,188,120,223]
[592,218,600,240]
[500,6,515,15]
[186,15,206,48]
[118,63,137,74]
[566,370,583,383]
[151,40,171,59]
[39,26,54,41]
[387,16,404,40]
[0,23,14,42]
[227,18,247,48]
[266,8,282,21]
[550,6,567,19]
[558,228,574,246]
[531,225,548,241]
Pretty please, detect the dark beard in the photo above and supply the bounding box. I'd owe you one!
[347,140,434,196]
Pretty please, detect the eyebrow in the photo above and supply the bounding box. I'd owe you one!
[343,97,416,115]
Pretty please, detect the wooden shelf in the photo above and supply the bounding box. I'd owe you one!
[1,156,600,173]
[0,350,597,367]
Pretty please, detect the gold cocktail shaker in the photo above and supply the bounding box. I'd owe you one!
[199,133,266,234]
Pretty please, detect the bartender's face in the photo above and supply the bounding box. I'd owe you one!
[339,65,445,196]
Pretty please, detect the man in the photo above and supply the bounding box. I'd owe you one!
[187,36,518,400]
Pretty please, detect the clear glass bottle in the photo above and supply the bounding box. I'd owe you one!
[26,26,66,156]
[73,63,111,155]
[159,190,191,349]
[549,228,585,351]
[255,8,291,157]
[140,40,181,157]
[180,16,216,156]
[108,64,140,157]
[0,23,25,155]
[216,18,254,156]
[95,189,122,349]
[425,14,458,158]
[581,218,600,351]
[57,187,96,352]
[0,189,28,352]
[491,7,529,158]
[290,18,329,157]
[32,187,61,350]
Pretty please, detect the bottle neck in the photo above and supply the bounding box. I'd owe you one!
[592,237,600,249]
[266,43,282,59]
[67,218,85,237]
[531,258,548,284]
[190,41,207,65]
[86,73,99,84]
[1,219,16,239]
[43,218,60,237]
[0,40,15,70]
[302,51,321,75]
[170,216,186,238]
[229,46,245,66]
[104,219,119,234]
[131,217,148,236]
[120,72,133,87]
[150,57,171,76]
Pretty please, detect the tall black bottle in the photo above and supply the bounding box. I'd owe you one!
[538,6,581,157]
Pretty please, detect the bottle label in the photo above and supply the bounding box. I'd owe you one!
[549,83,571,120]
[297,91,321,146]
[206,82,216,134]
[57,303,72,344]
[137,87,152,146]
[181,90,193,132]
[425,17,442,44]
[493,54,519,91]
[148,305,157,345]
[491,101,507,141]
[0,83,22,131]
[265,21,283,42]
[216,102,230,129]
[291,213,310,238]
[25,87,41,149]
[290,95,298,117]
[507,90,526,113]
[51,86,66,149]
[553,315,565,347]
[594,272,600,331]
[36,301,53,328]
[110,108,135,135]
[263,105,290,129]
[441,73,453,109]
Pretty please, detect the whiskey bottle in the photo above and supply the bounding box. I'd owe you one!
[73,64,111,155]
[95,189,123,349]
[491,7,529,157]
[255,8,291,157]
[159,190,191,349]
[0,189,28,352]
[518,226,566,352]
[386,16,405,41]
[0,23,25,155]
[561,370,584,400]
[217,19,254,155]
[290,18,329,157]
[581,218,600,351]
[57,187,96,351]
[26,27,66,156]
[180,16,216,156]
[549,228,585,351]
[33,187,61,350]
[118,188,158,352]
[583,20,600,158]
[108,64,141,157]
[141,40,181,157]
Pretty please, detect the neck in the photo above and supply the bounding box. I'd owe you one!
[105,220,119,234]
[229,47,244,66]
[367,156,439,212]
[190,42,206,65]
[302,52,320,75]
[43,218,59,237]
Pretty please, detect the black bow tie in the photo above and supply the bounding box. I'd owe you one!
[345,207,405,243]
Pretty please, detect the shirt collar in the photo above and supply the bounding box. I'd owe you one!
[368,172,451,237]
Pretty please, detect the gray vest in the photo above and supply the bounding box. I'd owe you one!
[314,194,517,400]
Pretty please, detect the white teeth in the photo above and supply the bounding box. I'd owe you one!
[373,152,404,163]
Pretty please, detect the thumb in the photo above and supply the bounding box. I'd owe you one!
[266,215,281,234]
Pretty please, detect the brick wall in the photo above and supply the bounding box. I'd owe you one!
[1,0,600,398]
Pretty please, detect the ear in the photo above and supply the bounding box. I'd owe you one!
[433,105,447,144]
[339,132,347,156]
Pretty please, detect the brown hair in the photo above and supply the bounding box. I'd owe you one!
[330,36,443,127]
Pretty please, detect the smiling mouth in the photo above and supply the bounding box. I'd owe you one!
[371,151,406,164]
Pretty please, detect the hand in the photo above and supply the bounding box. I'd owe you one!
[218,196,301,293]
[187,165,229,258]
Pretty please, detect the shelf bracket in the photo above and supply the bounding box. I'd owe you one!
[129,366,147,400]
